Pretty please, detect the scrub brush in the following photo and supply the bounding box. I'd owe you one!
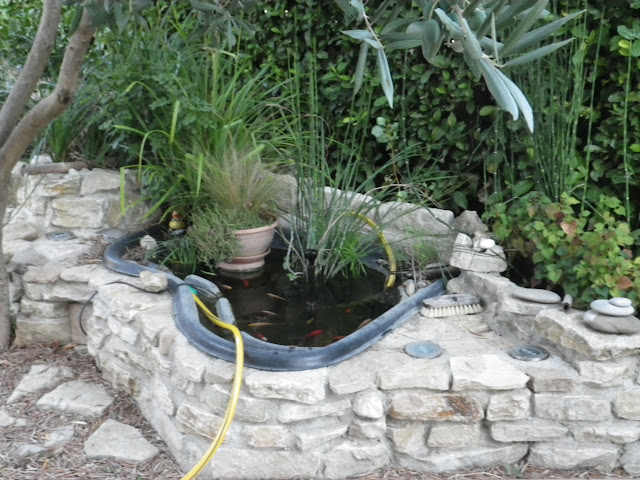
[421,294,483,318]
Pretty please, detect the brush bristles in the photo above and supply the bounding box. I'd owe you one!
[421,294,484,318]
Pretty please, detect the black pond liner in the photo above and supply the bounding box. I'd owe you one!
[103,225,446,371]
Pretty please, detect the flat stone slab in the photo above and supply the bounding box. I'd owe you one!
[0,408,29,427]
[36,381,113,417]
[450,354,529,390]
[84,419,159,463]
[8,364,74,403]
[534,310,640,360]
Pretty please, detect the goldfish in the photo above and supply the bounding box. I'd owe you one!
[267,293,287,301]
[248,322,274,328]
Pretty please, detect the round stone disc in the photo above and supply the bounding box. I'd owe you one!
[404,342,443,359]
[590,299,635,317]
[510,287,561,304]
[509,345,550,361]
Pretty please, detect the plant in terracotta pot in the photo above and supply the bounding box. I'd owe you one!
[186,145,281,272]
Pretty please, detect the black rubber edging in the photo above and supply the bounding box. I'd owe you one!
[103,226,446,371]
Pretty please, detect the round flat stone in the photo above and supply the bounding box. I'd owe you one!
[610,297,632,308]
[510,287,561,304]
[404,342,443,359]
[590,299,635,317]
[583,310,640,335]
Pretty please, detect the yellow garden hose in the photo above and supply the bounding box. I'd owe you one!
[353,213,397,288]
[181,293,244,480]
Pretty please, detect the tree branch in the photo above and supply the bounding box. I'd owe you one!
[0,0,61,148]
[0,6,97,179]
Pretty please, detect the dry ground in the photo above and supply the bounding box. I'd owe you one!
[0,344,634,480]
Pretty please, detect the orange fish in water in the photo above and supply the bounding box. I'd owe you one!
[303,329,325,340]
[248,322,273,328]
[261,310,278,317]
[345,308,353,313]
[332,336,346,341]
[242,279,250,288]
[266,293,286,301]
[255,332,268,341]
[357,318,373,329]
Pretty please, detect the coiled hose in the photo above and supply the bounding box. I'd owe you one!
[180,293,244,480]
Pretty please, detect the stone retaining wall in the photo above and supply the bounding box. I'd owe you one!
[80,269,640,478]
[5,167,640,478]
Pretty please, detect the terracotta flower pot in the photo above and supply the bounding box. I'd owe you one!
[218,216,279,273]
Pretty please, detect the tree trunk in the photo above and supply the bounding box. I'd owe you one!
[0,177,11,350]
[0,2,97,350]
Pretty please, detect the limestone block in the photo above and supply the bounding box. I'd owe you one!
[176,400,224,440]
[19,297,68,318]
[278,399,351,423]
[446,271,514,304]
[352,391,385,419]
[158,323,180,356]
[80,169,122,195]
[174,344,209,383]
[7,364,74,403]
[451,210,488,235]
[170,371,201,397]
[350,417,386,439]
[7,245,47,266]
[84,419,159,463]
[501,292,560,316]
[23,263,63,284]
[450,354,529,391]
[296,422,348,450]
[23,281,95,303]
[572,423,640,444]
[134,307,170,345]
[107,317,139,345]
[202,384,271,423]
[27,173,81,197]
[397,444,528,473]
[621,442,640,475]
[15,315,71,344]
[245,368,327,404]
[36,381,113,417]
[68,302,89,344]
[209,448,321,480]
[449,234,508,273]
[389,423,428,457]
[526,365,577,392]
[615,390,640,420]
[59,264,102,283]
[203,358,236,385]
[427,422,481,447]
[138,384,185,457]
[389,392,483,423]
[98,354,141,396]
[490,421,569,442]
[576,359,636,387]
[329,350,406,395]
[104,335,153,374]
[534,394,611,421]
[242,425,288,448]
[378,358,450,391]
[99,284,172,323]
[528,442,619,471]
[2,222,41,242]
[151,376,175,416]
[486,389,531,421]
[33,242,92,265]
[147,346,172,376]
[323,440,391,480]
[51,197,105,228]
[534,309,640,361]
[139,271,168,293]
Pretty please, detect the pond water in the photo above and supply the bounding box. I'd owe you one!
[200,251,400,346]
